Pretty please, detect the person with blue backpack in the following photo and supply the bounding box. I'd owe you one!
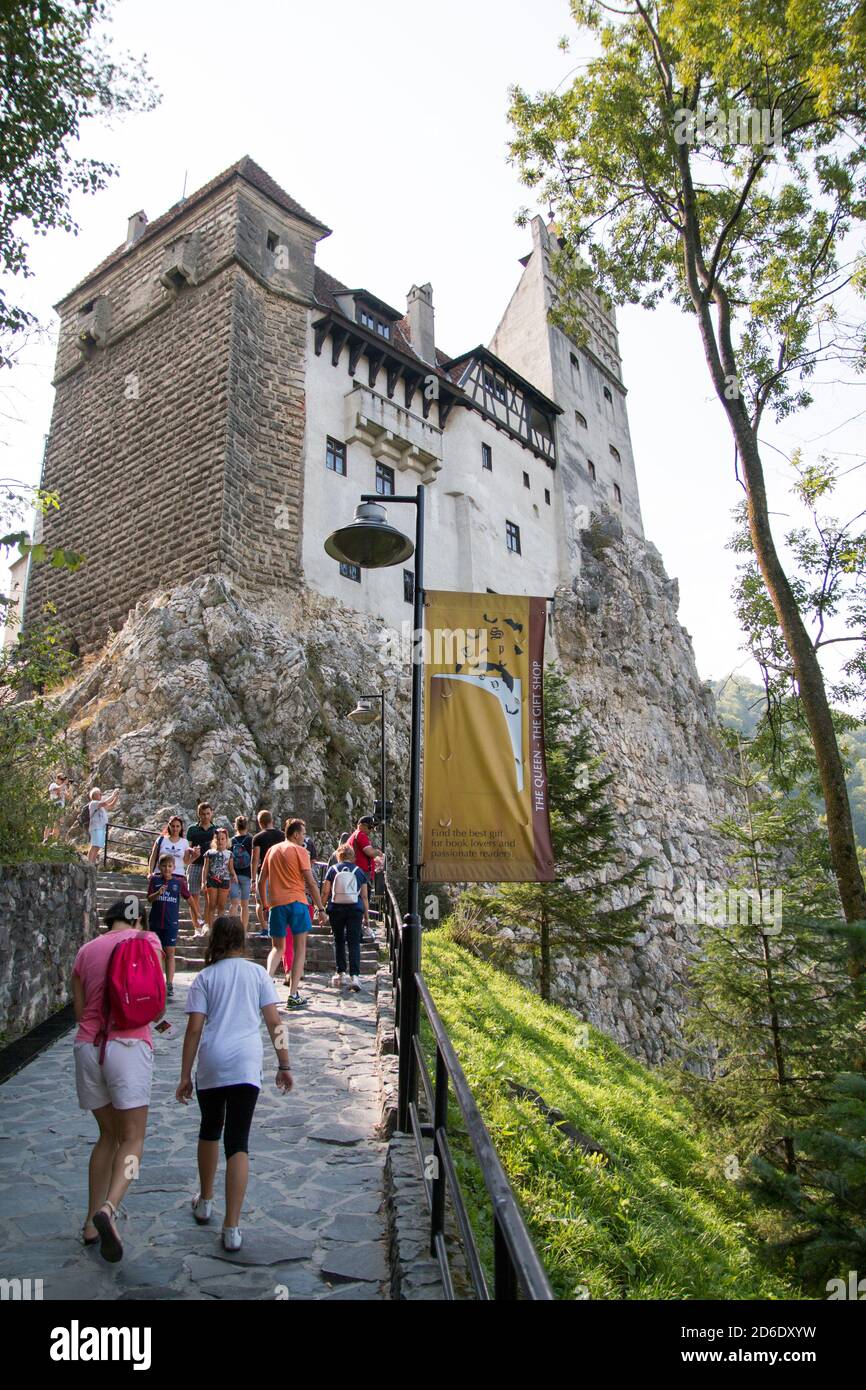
[229,816,253,931]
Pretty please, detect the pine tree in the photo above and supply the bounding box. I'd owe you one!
[455,666,651,1000]
[745,1062,866,1292]
[682,735,860,1175]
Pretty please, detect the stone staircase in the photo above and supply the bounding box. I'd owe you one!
[95,870,382,976]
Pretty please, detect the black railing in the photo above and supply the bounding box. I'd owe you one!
[102,822,161,870]
[381,878,554,1301]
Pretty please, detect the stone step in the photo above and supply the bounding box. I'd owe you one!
[173,952,379,975]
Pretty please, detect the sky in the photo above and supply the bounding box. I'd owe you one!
[2,0,864,690]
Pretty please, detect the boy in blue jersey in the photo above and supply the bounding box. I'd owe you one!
[147,854,192,999]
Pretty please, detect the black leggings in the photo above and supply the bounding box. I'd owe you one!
[196,1083,259,1158]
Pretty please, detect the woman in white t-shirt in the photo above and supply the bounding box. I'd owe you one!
[176,915,292,1251]
[148,817,191,878]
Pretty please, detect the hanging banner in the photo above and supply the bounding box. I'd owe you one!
[421,591,555,883]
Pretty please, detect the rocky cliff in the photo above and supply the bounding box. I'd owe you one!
[51,526,736,1066]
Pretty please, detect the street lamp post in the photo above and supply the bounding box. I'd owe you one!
[324,484,425,1132]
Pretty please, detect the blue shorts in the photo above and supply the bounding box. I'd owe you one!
[269,902,313,938]
[153,919,179,949]
[90,827,106,849]
[230,875,251,902]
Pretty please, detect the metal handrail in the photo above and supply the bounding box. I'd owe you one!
[381,873,554,1301]
[102,822,163,869]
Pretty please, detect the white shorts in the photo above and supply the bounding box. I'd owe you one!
[74,1039,154,1111]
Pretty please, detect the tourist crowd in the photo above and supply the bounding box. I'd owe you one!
[66,788,386,1262]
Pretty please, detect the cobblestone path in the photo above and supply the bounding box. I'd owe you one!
[0,972,390,1301]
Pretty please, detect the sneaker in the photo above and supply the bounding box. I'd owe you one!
[192,1195,213,1225]
[222,1226,242,1251]
[330,972,343,988]
[349,976,361,992]
[285,993,309,1009]
[167,983,174,999]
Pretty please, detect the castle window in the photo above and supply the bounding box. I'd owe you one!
[376,462,395,496]
[266,231,279,253]
[613,483,622,505]
[506,520,521,554]
[403,569,415,604]
[588,459,596,481]
[358,306,391,340]
[523,471,530,489]
[326,437,347,475]
[609,444,621,463]
[481,443,492,471]
[575,410,587,429]
[603,385,613,402]
[483,371,507,404]
[340,561,361,583]
[570,353,581,394]
[544,488,551,506]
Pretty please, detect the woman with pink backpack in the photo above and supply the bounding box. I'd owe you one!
[71,896,167,1262]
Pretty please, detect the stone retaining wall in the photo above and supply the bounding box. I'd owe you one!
[0,863,98,1042]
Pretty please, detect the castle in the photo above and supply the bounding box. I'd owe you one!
[20,158,739,1065]
[25,157,644,643]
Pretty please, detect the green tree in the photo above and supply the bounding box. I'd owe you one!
[454,666,651,1000]
[0,603,81,861]
[746,1068,866,1291]
[1,479,85,616]
[0,0,159,363]
[508,0,866,939]
[682,735,860,1176]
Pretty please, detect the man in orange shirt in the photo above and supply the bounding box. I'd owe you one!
[258,818,325,1009]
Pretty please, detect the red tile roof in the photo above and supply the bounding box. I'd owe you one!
[313,266,460,379]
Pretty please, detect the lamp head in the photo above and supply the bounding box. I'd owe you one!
[324,501,414,569]
[348,697,380,726]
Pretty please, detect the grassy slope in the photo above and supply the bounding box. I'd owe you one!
[423,932,798,1300]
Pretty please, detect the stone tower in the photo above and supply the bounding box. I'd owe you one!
[27,159,654,650]
[26,159,331,647]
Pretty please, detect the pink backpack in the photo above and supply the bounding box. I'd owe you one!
[95,935,166,1063]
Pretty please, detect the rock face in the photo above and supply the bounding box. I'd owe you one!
[50,529,736,1066]
[535,524,736,1064]
[53,575,413,845]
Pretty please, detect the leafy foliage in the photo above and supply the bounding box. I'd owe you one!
[0,603,81,862]
[712,670,866,853]
[1,479,85,618]
[0,0,159,363]
[681,735,861,1172]
[746,1070,866,1291]
[507,0,866,927]
[509,1,866,425]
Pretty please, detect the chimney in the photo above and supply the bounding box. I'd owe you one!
[406,283,435,365]
[126,210,148,248]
